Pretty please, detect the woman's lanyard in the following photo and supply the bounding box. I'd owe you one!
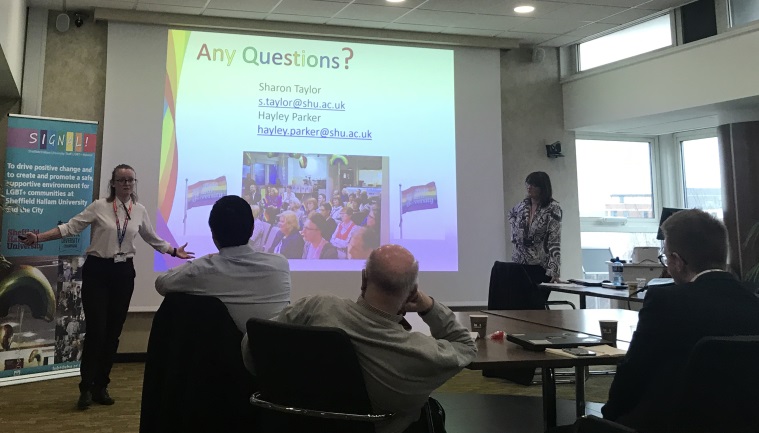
[113,200,132,253]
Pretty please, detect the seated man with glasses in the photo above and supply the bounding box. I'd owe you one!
[602,209,759,431]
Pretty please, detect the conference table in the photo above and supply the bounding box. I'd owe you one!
[407,309,638,431]
[541,282,646,309]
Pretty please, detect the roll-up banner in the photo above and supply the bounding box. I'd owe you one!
[0,114,96,383]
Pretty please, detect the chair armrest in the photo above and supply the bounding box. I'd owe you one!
[250,392,393,423]
[546,300,576,310]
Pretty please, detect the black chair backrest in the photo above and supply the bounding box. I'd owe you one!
[245,317,377,433]
[677,335,759,422]
[140,293,255,433]
[575,415,638,433]
[487,261,549,310]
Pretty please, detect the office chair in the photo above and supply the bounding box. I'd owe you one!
[670,335,759,432]
[245,317,438,433]
[581,248,613,281]
[484,261,575,385]
[140,293,256,433]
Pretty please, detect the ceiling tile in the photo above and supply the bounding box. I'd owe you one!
[539,34,582,46]
[266,13,331,23]
[352,0,427,7]
[325,18,388,28]
[419,0,566,17]
[566,0,641,7]
[138,0,207,7]
[27,0,64,8]
[444,27,504,37]
[202,9,268,19]
[67,0,137,10]
[384,22,446,32]
[270,0,348,17]
[598,7,660,24]
[396,9,529,30]
[501,30,562,44]
[510,18,590,33]
[206,0,281,13]
[565,22,619,38]
[541,4,628,22]
[635,0,687,10]
[334,4,411,21]
[136,3,204,14]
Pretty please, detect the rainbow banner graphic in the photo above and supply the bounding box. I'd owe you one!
[401,182,438,214]
[186,176,227,210]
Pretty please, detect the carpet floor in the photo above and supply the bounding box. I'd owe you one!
[0,363,614,433]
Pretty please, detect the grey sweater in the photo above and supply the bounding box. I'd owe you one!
[242,294,476,433]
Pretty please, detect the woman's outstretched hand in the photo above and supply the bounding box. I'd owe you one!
[175,243,195,259]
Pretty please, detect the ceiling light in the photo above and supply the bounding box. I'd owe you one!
[514,5,535,13]
[386,0,406,3]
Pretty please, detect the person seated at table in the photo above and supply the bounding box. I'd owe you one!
[155,195,291,332]
[602,209,759,430]
[241,245,476,433]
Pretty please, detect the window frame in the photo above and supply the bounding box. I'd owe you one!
[577,133,662,233]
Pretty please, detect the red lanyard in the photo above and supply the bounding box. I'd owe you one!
[113,200,132,250]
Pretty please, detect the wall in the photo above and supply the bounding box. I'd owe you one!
[563,22,759,132]
[500,48,582,304]
[0,0,27,92]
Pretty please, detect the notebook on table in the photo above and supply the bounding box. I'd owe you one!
[507,332,611,352]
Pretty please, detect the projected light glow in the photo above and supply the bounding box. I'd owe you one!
[156,29,459,272]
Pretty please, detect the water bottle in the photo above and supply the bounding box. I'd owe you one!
[611,259,624,286]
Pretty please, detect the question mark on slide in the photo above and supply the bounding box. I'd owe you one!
[342,47,354,69]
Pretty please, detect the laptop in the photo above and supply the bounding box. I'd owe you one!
[507,332,610,351]
[568,278,607,287]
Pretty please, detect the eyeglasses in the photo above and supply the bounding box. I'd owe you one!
[115,178,137,185]
[658,253,668,267]
[302,226,319,231]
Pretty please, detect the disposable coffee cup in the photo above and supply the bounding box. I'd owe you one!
[599,320,618,345]
[627,281,638,295]
[470,315,488,338]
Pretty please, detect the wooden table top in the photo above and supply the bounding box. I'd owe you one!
[405,311,630,370]
[541,283,646,303]
[483,309,639,343]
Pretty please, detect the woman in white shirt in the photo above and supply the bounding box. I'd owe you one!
[21,164,193,410]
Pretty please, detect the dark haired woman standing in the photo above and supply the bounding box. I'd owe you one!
[508,171,563,283]
[21,164,194,409]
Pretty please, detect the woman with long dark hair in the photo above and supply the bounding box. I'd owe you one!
[508,171,563,283]
[21,164,193,409]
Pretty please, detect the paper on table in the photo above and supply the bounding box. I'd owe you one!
[470,332,480,340]
[540,282,584,288]
[546,345,627,358]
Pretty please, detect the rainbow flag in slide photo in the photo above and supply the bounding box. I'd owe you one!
[186,176,227,210]
[402,182,438,214]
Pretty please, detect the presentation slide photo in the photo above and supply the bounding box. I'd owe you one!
[154,29,459,272]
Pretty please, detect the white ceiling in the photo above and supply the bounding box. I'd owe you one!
[28,0,691,47]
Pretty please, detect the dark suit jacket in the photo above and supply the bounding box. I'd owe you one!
[140,293,256,433]
[269,230,304,259]
[602,271,759,429]
[320,242,338,259]
[324,218,337,240]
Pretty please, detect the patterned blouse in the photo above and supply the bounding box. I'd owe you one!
[508,198,563,278]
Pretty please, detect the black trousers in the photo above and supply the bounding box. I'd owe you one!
[79,255,135,392]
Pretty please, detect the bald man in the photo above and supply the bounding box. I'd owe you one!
[241,245,476,433]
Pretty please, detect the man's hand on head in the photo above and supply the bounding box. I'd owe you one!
[403,289,434,314]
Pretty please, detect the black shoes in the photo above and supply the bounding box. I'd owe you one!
[92,387,115,405]
[77,390,92,410]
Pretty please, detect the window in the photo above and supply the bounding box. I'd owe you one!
[576,139,655,220]
[730,0,759,27]
[578,15,673,71]
[680,136,723,219]
[577,137,660,263]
